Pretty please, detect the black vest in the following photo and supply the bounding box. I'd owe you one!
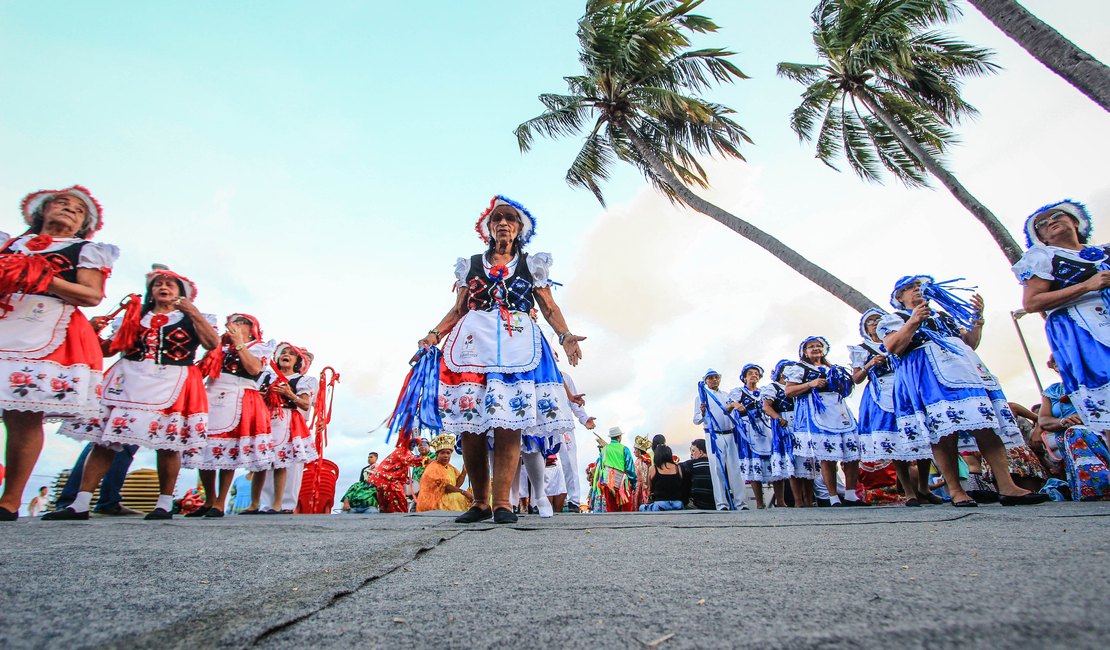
[279,375,304,409]
[896,310,961,353]
[222,344,264,380]
[859,341,893,378]
[465,253,536,313]
[1049,246,1110,291]
[766,383,794,414]
[123,313,202,366]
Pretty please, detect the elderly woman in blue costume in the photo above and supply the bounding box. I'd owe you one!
[784,337,862,506]
[877,276,1048,507]
[726,363,788,508]
[850,309,940,506]
[417,196,584,525]
[1014,200,1110,447]
[761,359,816,507]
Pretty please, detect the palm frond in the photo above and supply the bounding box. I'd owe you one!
[565,130,616,205]
[515,98,594,152]
[776,61,827,85]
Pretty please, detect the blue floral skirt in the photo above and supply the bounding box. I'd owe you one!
[1047,310,1110,433]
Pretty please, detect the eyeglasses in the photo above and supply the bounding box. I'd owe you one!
[1034,211,1071,232]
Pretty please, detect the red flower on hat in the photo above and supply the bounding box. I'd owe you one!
[24,235,54,252]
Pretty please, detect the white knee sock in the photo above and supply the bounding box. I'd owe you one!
[155,494,174,512]
[844,492,860,502]
[827,494,841,505]
[71,491,93,513]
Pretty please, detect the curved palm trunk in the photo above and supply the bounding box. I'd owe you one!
[857,93,1023,265]
[621,125,880,314]
[968,0,1110,113]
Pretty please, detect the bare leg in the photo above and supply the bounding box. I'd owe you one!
[212,469,236,511]
[788,477,804,508]
[931,435,971,503]
[751,481,765,509]
[842,460,860,493]
[272,467,288,511]
[461,432,491,512]
[199,469,217,508]
[893,460,915,499]
[77,445,118,493]
[971,429,1030,497]
[820,461,840,503]
[491,428,522,511]
[804,480,815,507]
[155,450,181,497]
[249,471,266,510]
[771,480,786,507]
[916,459,933,495]
[0,411,45,512]
[551,494,566,512]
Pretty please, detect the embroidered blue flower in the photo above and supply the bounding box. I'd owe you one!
[509,396,526,411]
[1079,246,1105,261]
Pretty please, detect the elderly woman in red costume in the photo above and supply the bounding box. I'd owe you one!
[0,186,118,521]
[243,342,318,514]
[417,195,584,524]
[50,265,219,519]
[183,314,275,517]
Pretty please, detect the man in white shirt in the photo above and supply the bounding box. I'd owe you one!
[560,372,595,512]
[693,369,748,511]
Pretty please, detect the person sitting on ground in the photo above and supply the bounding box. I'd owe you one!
[680,439,716,510]
[415,434,472,512]
[639,444,684,512]
[341,476,379,514]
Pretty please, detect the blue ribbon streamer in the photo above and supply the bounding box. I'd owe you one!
[386,347,444,445]
[921,278,979,330]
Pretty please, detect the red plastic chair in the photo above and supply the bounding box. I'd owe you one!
[298,458,339,514]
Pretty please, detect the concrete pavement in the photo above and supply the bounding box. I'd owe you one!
[1,502,1107,649]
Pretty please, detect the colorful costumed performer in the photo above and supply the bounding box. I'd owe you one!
[878,276,1047,507]
[784,336,861,506]
[596,426,637,512]
[849,309,939,506]
[1014,200,1110,446]
[51,265,219,520]
[632,434,652,510]
[1039,356,1110,500]
[416,195,583,524]
[762,359,816,507]
[727,363,789,508]
[244,342,318,514]
[0,186,118,521]
[184,313,276,517]
[415,433,472,512]
[694,369,747,511]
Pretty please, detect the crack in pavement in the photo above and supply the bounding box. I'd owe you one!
[429,512,979,532]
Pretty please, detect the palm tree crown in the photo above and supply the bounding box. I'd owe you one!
[515,0,752,204]
[778,0,999,187]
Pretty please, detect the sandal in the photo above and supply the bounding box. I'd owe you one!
[240,509,262,515]
[454,506,492,524]
[203,508,225,518]
[904,498,921,507]
[916,492,945,505]
[999,492,1050,506]
[951,499,978,508]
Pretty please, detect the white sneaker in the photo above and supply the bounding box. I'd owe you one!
[537,497,554,518]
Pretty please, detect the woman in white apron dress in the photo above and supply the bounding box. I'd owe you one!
[184,313,275,517]
[51,265,218,520]
[416,195,584,525]
[0,186,118,521]
[784,336,862,506]
[1014,200,1110,447]
[879,276,1047,507]
[850,308,939,506]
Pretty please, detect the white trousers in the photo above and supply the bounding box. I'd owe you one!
[259,462,304,511]
[558,431,580,504]
[706,430,746,510]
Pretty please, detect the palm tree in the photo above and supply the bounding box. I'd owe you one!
[966,0,1110,113]
[515,0,879,313]
[778,0,1024,264]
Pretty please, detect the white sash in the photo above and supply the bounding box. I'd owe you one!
[443,309,541,374]
[0,295,72,360]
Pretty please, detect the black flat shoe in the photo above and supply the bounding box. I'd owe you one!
[42,507,90,521]
[203,508,225,518]
[493,508,518,524]
[904,498,921,507]
[184,506,210,518]
[967,490,999,504]
[0,506,18,521]
[240,509,261,515]
[951,499,978,508]
[454,506,493,524]
[999,492,1050,506]
[144,508,173,520]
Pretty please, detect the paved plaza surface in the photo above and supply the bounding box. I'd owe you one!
[1,502,1107,649]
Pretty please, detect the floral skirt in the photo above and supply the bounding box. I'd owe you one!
[182,389,273,470]
[891,348,1023,450]
[1047,310,1110,433]
[1049,427,1110,501]
[0,306,103,419]
[61,363,209,452]
[792,393,860,462]
[437,335,573,455]
[251,408,318,471]
[739,421,793,481]
[858,382,932,462]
